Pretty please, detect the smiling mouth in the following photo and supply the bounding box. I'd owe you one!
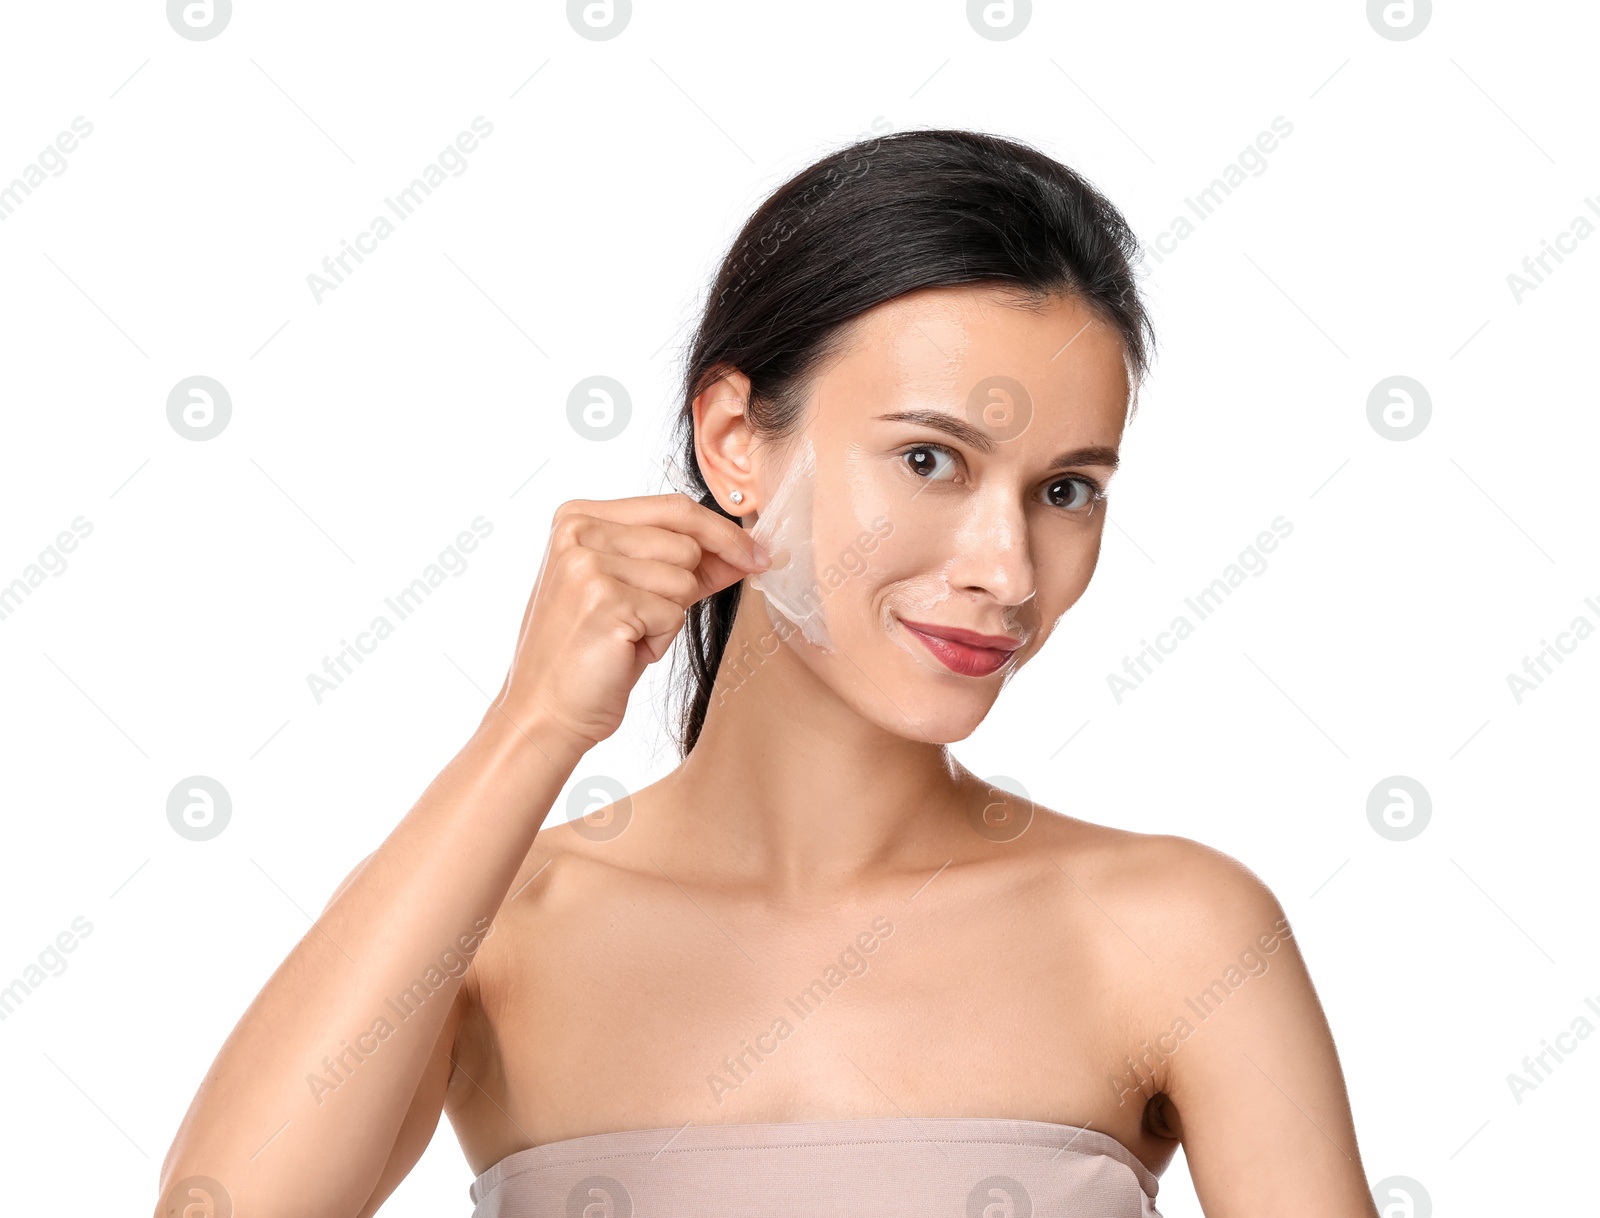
[898,618,1020,677]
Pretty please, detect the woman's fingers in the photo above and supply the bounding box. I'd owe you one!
[555,516,703,577]
[587,551,703,611]
[559,494,768,574]
[604,577,693,646]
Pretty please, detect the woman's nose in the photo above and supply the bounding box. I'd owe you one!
[948,490,1035,606]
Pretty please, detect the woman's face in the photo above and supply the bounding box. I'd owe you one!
[745,283,1133,744]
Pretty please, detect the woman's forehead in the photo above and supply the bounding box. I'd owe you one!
[810,288,1131,441]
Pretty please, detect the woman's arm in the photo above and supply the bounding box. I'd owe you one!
[153,494,768,1218]
[1149,842,1380,1217]
[155,710,586,1218]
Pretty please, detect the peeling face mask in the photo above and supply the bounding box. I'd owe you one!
[748,435,833,651]
[746,426,1043,680]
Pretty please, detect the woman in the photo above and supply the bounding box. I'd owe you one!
[157,129,1379,1218]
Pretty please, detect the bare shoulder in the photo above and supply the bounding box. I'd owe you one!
[471,802,653,985]
[482,813,625,947]
[1021,808,1295,979]
[1022,815,1374,1210]
[1027,806,1279,897]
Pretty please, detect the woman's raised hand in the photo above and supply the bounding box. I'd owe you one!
[492,493,770,753]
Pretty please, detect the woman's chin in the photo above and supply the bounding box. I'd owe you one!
[791,619,1006,742]
[846,672,996,743]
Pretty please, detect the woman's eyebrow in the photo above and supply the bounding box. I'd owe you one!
[875,409,995,450]
[873,409,1119,472]
[1044,445,1119,473]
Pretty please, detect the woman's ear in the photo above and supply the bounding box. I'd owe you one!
[692,368,760,517]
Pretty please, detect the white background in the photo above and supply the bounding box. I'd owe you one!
[1,2,1594,1214]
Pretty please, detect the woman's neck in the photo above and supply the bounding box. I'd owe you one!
[660,596,971,899]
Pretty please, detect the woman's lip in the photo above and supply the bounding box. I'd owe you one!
[899,620,1016,677]
[899,619,1023,652]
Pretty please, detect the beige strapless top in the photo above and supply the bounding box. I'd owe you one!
[468,1115,1162,1216]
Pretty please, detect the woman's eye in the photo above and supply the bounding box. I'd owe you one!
[903,445,957,481]
[1042,476,1100,512]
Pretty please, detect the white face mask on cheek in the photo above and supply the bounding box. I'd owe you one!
[748,434,834,652]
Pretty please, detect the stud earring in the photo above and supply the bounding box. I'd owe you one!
[729,490,744,506]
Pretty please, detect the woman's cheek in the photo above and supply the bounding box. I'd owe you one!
[1044,534,1102,613]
